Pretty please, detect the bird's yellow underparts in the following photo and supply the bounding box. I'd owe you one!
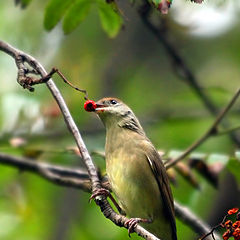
[88,97,177,240]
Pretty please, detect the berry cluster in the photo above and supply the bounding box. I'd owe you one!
[200,208,240,240]
[222,208,240,240]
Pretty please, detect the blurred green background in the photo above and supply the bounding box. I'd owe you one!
[0,0,240,239]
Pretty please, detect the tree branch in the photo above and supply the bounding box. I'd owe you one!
[0,40,159,240]
[0,152,221,239]
[0,152,92,191]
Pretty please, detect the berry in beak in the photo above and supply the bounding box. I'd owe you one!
[84,100,97,112]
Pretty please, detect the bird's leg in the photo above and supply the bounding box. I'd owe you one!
[89,188,125,215]
[124,218,152,236]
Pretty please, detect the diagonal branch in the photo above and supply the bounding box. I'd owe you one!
[138,0,240,147]
[174,202,221,240]
[165,88,240,169]
[0,40,159,240]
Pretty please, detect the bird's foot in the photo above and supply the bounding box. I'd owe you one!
[89,188,110,202]
[124,218,152,237]
[89,188,124,214]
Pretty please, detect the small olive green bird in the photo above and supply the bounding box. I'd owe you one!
[94,97,177,240]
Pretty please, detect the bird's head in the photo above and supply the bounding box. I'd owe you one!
[94,97,143,133]
[95,98,129,122]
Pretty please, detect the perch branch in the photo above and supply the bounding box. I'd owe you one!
[0,40,159,240]
[0,152,221,239]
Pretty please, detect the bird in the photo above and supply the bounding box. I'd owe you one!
[92,97,177,240]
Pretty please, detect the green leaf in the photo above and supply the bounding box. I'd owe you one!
[62,0,92,34]
[97,2,122,38]
[227,158,240,186]
[44,0,74,31]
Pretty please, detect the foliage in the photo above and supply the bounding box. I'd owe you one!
[44,0,122,37]
[16,0,203,36]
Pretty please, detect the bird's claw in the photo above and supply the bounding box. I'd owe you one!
[89,188,110,202]
[89,188,124,215]
[124,217,152,237]
[124,218,142,237]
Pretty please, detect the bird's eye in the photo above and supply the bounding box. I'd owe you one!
[110,99,117,105]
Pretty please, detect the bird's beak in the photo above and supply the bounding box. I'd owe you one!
[95,103,108,113]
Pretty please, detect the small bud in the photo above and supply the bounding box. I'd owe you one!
[224,220,232,229]
[84,100,97,112]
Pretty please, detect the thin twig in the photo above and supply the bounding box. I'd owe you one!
[0,40,159,240]
[38,67,89,100]
[165,88,240,169]
[214,125,240,136]
[199,214,229,240]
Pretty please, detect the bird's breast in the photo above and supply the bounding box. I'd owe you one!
[104,127,175,240]
[106,138,161,220]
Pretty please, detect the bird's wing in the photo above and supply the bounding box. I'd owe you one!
[146,149,177,240]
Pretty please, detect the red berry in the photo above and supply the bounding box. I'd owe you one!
[233,228,240,239]
[84,100,97,112]
[225,220,232,227]
[222,230,231,240]
[233,221,240,229]
[228,208,239,215]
